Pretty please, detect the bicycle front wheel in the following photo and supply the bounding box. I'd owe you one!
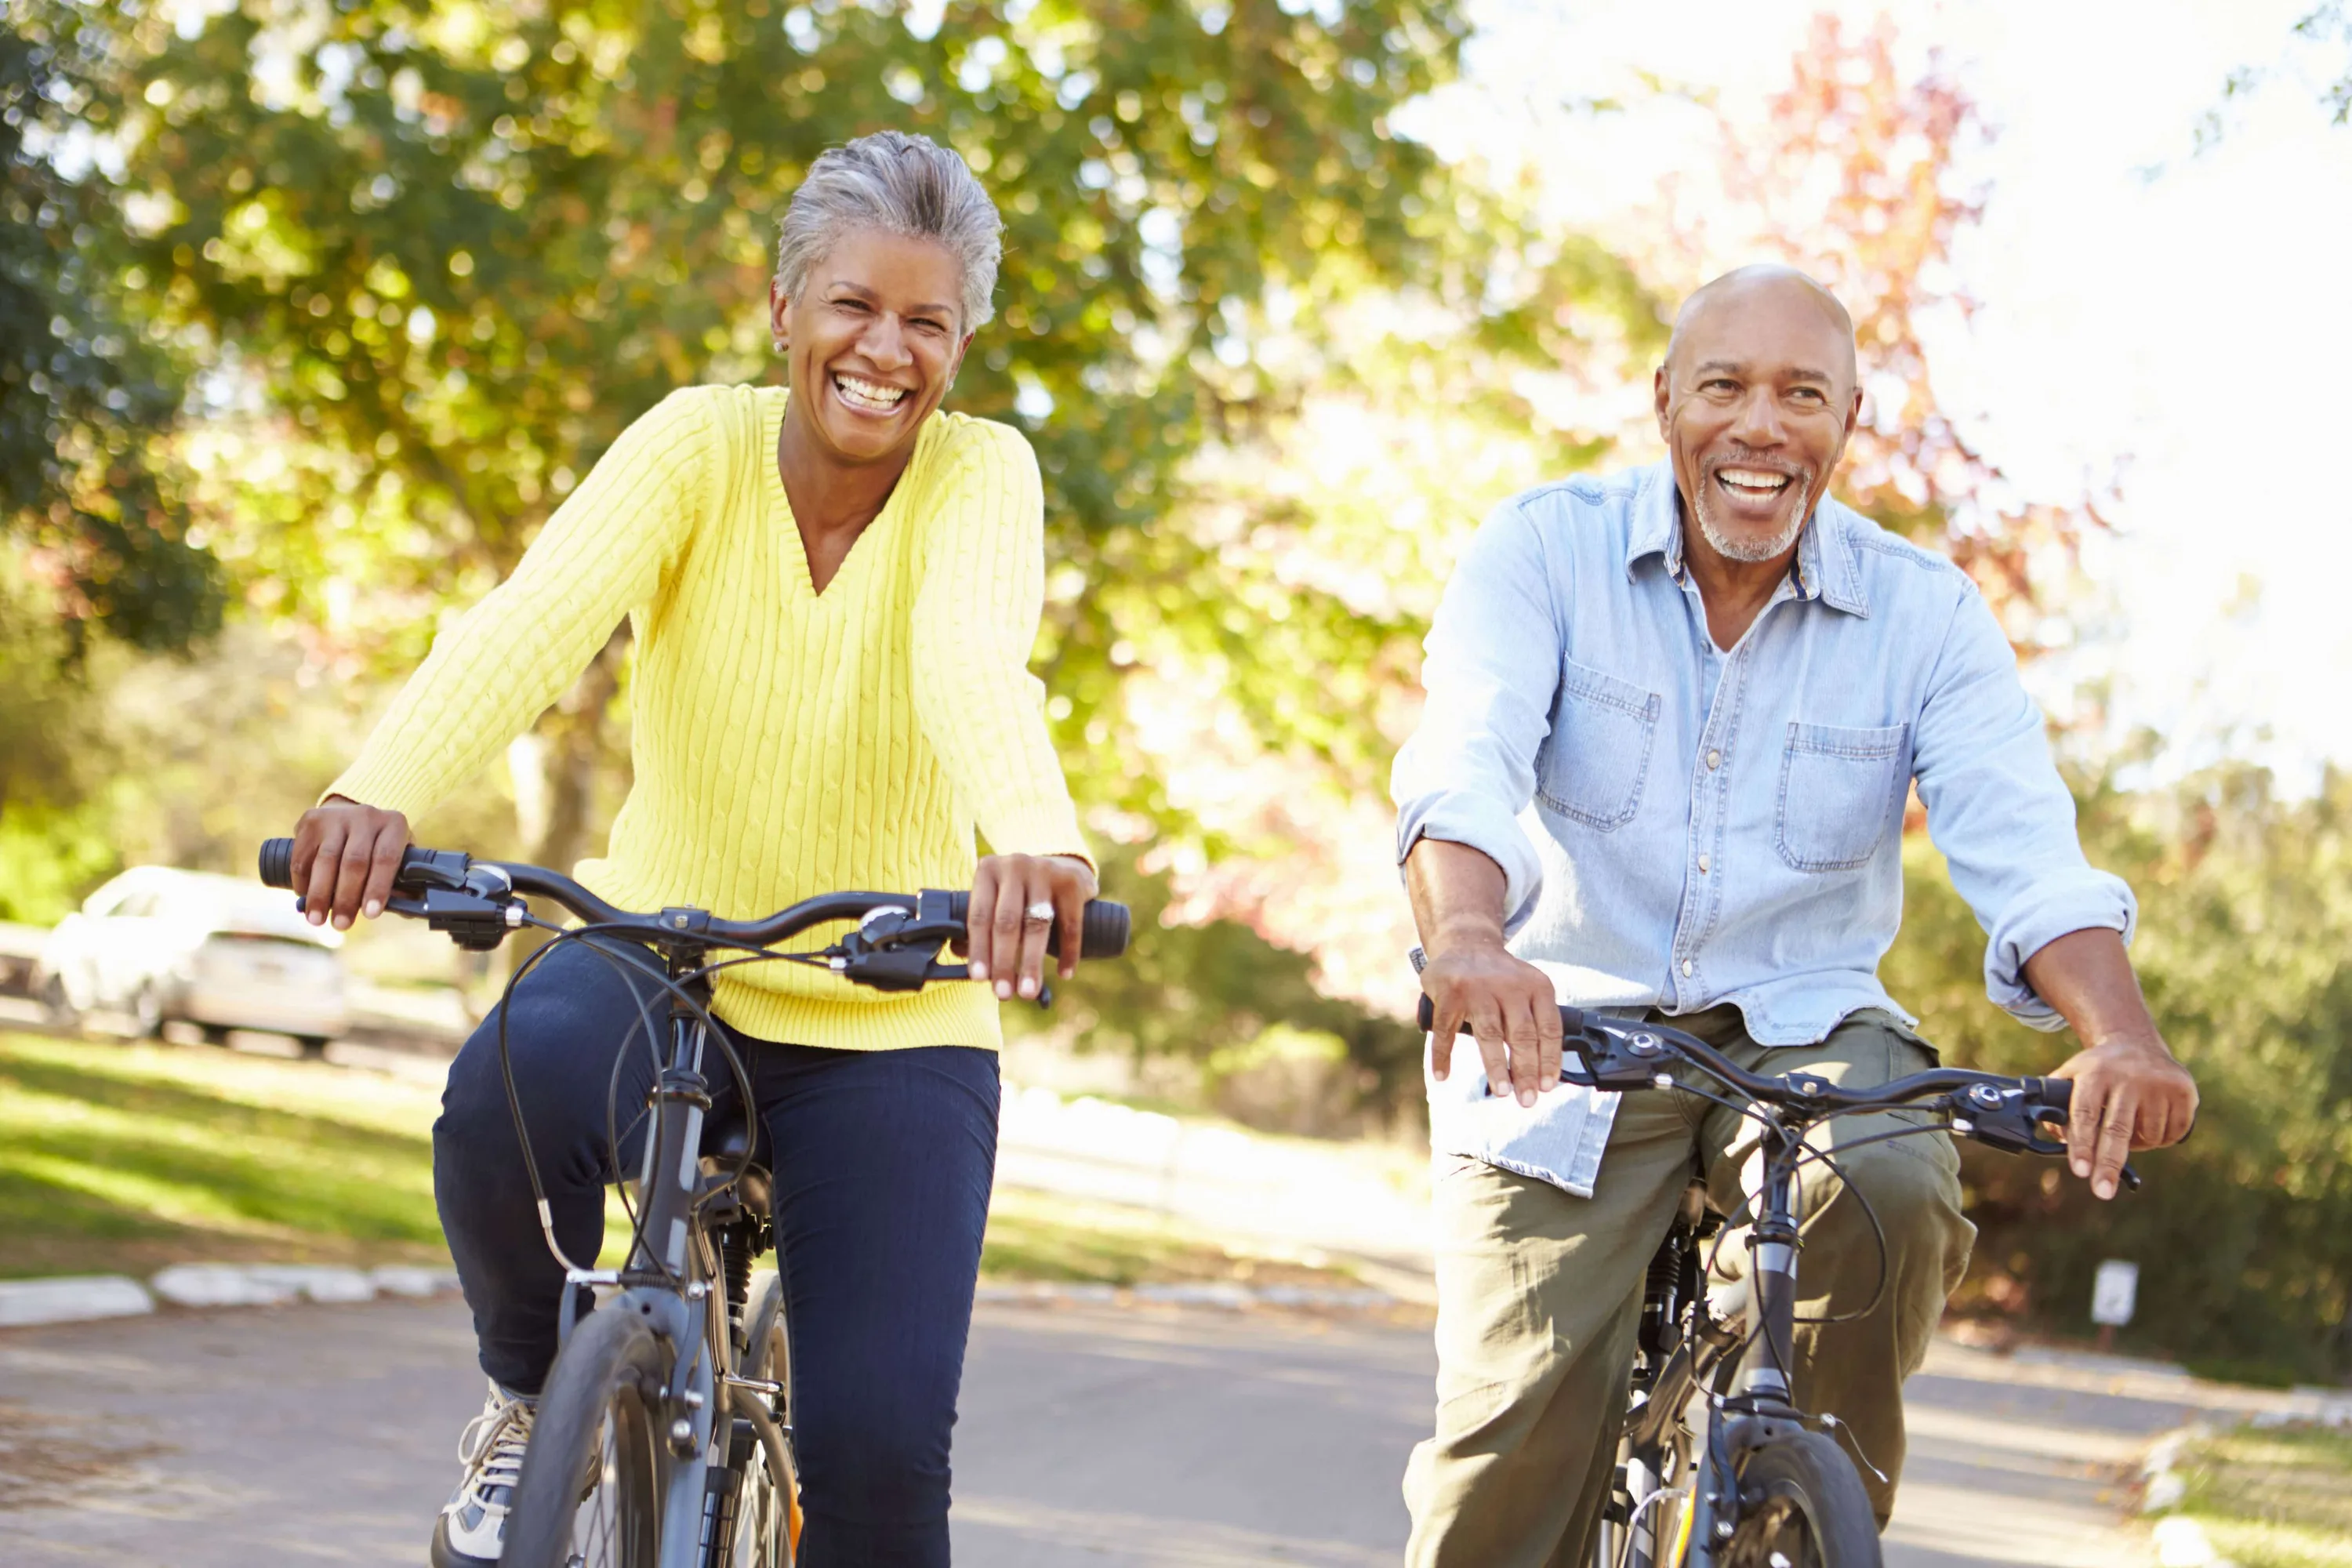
[731,1270,800,1566]
[1722,1430,1882,1568]
[502,1304,669,1568]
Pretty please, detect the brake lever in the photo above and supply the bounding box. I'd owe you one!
[1945,1083,2140,1191]
[1563,1019,1682,1091]
[844,895,1055,1007]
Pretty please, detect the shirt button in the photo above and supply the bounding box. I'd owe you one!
[1680,959,1694,977]
[1706,749,1722,771]
[1697,854,1711,874]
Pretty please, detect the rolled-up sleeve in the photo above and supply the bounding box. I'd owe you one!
[1391,500,1563,935]
[1913,586,2136,1029]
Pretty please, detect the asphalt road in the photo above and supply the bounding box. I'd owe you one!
[0,1295,2204,1566]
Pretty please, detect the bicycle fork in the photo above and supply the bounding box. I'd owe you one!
[551,956,729,1566]
[1684,1123,1806,1565]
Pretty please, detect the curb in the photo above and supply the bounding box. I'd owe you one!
[0,1274,157,1328]
[0,1262,461,1328]
[2140,1425,2233,1568]
[9,1270,1393,1327]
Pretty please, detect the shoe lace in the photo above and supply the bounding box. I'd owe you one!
[456,1396,536,1503]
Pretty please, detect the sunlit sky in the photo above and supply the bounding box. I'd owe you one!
[1406,0,2352,784]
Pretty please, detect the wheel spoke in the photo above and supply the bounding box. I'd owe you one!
[564,1396,661,1568]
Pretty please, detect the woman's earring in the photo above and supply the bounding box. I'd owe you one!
[771,337,786,354]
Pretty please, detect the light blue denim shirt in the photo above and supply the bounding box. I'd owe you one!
[1394,463,2135,1195]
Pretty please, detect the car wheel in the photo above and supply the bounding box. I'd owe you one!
[129,982,167,1044]
[129,980,165,1039]
[294,1035,331,1061]
[38,972,79,1029]
[198,1023,232,1047]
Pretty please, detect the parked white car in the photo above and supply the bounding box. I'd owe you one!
[36,866,349,1054]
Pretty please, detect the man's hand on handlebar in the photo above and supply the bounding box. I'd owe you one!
[1422,939,1563,1110]
[2024,927,2199,1202]
[292,796,412,931]
[1405,837,1563,1109]
[966,854,1098,1004]
[2049,1036,2196,1202]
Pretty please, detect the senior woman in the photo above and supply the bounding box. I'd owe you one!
[285,132,1094,1568]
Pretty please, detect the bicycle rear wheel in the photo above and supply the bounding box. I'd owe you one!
[501,1304,669,1568]
[1723,1431,1882,1568]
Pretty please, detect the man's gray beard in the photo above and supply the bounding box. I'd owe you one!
[1694,484,1809,564]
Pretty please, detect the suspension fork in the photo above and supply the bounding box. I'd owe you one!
[627,946,728,1564]
[627,949,712,1276]
[1686,1125,1806,1564]
[1737,1123,1803,1406]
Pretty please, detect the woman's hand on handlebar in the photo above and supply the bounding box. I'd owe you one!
[966,853,1097,1001]
[292,797,411,931]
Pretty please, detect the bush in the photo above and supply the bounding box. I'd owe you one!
[1887,767,2352,1382]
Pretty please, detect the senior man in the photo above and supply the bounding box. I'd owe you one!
[1390,264,2197,1565]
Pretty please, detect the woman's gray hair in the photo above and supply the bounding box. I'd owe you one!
[773,131,1003,330]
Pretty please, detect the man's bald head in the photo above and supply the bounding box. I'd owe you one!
[1664,265,1857,392]
[1652,264,1864,572]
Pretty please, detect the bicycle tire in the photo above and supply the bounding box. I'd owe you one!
[501,1303,670,1568]
[731,1271,799,1566]
[1723,1431,1882,1568]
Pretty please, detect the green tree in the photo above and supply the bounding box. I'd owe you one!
[1886,767,2352,1381]
[96,0,1467,866]
[2,5,220,651]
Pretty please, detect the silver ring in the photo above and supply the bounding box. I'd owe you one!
[1023,900,1055,924]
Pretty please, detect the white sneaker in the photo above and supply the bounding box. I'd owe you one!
[430,1381,535,1566]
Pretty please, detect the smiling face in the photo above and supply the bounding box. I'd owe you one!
[1653,269,1863,567]
[770,226,973,468]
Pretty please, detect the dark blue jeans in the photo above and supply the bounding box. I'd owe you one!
[433,938,998,1568]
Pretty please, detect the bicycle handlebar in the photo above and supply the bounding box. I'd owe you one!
[1417,993,2078,1131]
[259,837,1131,960]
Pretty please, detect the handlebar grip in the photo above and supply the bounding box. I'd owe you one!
[1076,900,1131,960]
[259,838,470,895]
[2024,1076,2073,1115]
[942,892,1131,960]
[1416,995,1589,1038]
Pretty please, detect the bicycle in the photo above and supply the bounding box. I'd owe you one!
[260,837,1129,1568]
[1416,995,2138,1568]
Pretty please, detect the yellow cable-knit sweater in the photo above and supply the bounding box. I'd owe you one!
[328,384,1089,1051]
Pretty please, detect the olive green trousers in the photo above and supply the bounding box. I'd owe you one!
[1403,1007,1976,1568]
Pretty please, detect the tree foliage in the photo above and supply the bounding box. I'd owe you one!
[1886,767,2352,1381]
[1696,14,2100,635]
[1010,844,1423,1134]
[2204,1,2352,147]
[2,6,220,650]
[94,0,1467,848]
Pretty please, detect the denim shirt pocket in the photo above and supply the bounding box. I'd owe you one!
[1534,655,1662,832]
[1775,720,1911,872]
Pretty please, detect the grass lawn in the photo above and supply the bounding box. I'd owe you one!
[2172,1423,2352,1568]
[0,1031,1373,1296]
[0,1031,447,1277]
